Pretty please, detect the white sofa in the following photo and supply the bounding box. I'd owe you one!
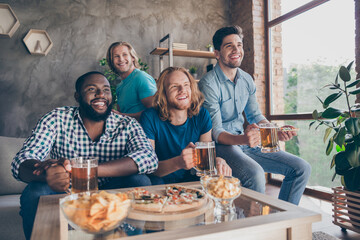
[0,136,27,240]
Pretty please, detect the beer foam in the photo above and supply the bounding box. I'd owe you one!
[196,146,215,149]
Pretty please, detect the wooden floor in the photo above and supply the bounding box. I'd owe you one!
[265,184,360,240]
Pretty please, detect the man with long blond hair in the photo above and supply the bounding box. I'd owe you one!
[106,41,156,120]
[140,67,231,184]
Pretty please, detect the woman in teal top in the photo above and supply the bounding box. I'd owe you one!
[106,41,157,120]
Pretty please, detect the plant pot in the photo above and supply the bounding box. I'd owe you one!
[346,190,360,227]
[332,187,360,232]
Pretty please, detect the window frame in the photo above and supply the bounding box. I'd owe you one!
[264,0,332,201]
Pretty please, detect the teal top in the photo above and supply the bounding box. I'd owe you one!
[116,69,157,114]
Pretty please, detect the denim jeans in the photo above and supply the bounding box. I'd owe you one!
[20,174,152,240]
[216,144,311,205]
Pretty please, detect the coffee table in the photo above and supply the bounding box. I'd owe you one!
[31,182,321,240]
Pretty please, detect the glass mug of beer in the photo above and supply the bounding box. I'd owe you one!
[193,141,217,176]
[259,123,280,153]
[70,157,98,193]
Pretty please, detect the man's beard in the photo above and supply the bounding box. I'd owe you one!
[220,55,242,69]
[79,97,113,122]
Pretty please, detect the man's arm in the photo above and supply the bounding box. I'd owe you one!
[115,96,154,121]
[149,139,196,177]
[98,157,139,177]
[18,159,46,183]
[18,158,70,193]
[120,119,158,175]
[11,110,57,182]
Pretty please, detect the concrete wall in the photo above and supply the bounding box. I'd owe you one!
[0,0,230,137]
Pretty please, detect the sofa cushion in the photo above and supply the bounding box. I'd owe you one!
[0,194,25,239]
[0,136,27,195]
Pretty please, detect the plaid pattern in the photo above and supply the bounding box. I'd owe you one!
[11,106,158,186]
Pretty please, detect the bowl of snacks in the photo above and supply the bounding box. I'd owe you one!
[200,175,241,217]
[60,190,131,234]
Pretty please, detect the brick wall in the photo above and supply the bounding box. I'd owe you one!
[356,0,360,89]
[229,0,283,117]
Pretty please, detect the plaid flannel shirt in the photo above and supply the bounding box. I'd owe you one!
[11,106,158,186]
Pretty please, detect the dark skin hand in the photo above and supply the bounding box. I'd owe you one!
[19,158,71,193]
[45,163,71,192]
[33,158,71,176]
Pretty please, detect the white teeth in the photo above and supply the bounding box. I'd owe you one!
[93,102,105,106]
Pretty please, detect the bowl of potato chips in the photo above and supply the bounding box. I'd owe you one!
[60,190,131,234]
[200,175,241,218]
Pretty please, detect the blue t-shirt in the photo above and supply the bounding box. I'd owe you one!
[140,107,212,183]
[116,69,157,114]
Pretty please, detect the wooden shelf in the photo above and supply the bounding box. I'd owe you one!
[150,48,215,59]
[23,29,53,56]
[0,3,20,38]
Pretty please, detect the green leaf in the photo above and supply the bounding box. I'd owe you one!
[331,155,336,169]
[326,138,333,155]
[331,171,336,181]
[347,80,360,88]
[346,60,354,71]
[324,127,333,143]
[339,66,351,82]
[349,88,360,95]
[309,121,316,129]
[345,117,360,136]
[315,122,324,130]
[344,142,360,168]
[335,73,339,85]
[316,96,324,105]
[336,144,345,152]
[321,107,343,119]
[334,126,346,147]
[343,167,360,191]
[341,175,345,186]
[312,110,319,120]
[335,151,351,174]
[323,92,343,107]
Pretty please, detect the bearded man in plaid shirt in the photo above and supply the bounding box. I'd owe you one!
[11,71,158,240]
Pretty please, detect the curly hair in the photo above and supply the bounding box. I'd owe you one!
[154,67,204,121]
[106,41,140,74]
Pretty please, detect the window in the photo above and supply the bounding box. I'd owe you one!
[266,0,356,195]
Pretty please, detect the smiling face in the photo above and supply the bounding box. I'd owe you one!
[112,45,135,78]
[165,70,192,111]
[215,34,244,69]
[76,73,113,121]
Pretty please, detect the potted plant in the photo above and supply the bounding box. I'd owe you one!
[189,66,198,79]
[310,61,360,227]
[206,44,214,52]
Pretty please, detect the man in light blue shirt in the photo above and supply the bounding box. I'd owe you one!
[199,26,311,205]
[106,42,157,120]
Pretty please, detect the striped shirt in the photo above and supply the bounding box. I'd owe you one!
[11,106,158,186]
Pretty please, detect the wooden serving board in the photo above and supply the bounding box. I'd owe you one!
[127,189,213,222]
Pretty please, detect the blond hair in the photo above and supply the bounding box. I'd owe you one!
[154,67,204,121]
[106,41,140,74]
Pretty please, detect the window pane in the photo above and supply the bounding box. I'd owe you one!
[272,120,341,191]
[268,0,314,21]
[269,0,355,115]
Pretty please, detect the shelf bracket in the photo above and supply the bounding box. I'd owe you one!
[159,33,173,72]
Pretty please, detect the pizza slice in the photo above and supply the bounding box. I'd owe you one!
[163,185,207,213]
[128,188,168,213]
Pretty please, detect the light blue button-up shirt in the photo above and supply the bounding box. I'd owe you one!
[198,64,266,142]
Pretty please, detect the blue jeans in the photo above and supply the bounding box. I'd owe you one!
[216,144,311,205]
[20,174,152,240]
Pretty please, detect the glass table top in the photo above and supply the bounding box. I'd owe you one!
[66,193,282,239]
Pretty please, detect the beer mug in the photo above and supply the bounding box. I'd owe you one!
[193,141,217,176]
[70,157,98,193]
[259,123,280,153]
